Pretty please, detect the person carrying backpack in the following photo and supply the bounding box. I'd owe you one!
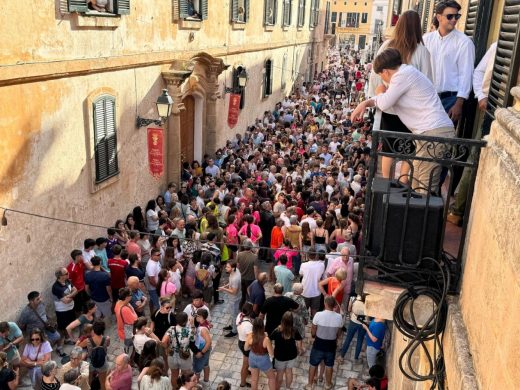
[77,320,110,390]
[194,252,215,304]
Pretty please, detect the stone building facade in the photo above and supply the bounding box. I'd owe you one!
[0,0,329,319]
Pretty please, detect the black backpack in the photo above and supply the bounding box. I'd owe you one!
[89,336,107,368]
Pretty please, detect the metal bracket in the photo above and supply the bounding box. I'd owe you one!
[136,116,164,128]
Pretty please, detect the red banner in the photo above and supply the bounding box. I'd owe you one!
[147,128,164,179]
[227,93,241,128]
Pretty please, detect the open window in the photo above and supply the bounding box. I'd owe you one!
[264,0,278,26]
[263,59,274,97]
[178,0,208,21]
[67,0,130,16]
[231,0,250,23]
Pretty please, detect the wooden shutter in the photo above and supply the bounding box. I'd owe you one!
[201,0,208,20]
[422,0,432,33]
[309,0,315,26]
[93,97,118,183]
[274,0,278,24]
[314,0,320,26]
[68,0,88,12]
[179,0,189,19]
[115,0,130,15]
[487,0,520,117]
[269,60,274,95]
[264,0,270,25]
[231,0,238,21]
[464,0,479,39]
[245,0,250,22]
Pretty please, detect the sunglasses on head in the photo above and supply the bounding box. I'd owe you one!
[444,13,461,20]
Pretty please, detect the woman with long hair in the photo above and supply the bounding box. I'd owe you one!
[156,269,176,305]
[146,199,160,233]
[114,219,129,247]
[124,213,136,231]
[238,215,262,246]
[244,318,276,390]
[369,10,433,181]
[330,218,349,244]
[311,219,329,253]
[236,302,254,388]
[139,358,171,390]
[133,206,146,232]
[0,351,18,390]
[269,312,303,390]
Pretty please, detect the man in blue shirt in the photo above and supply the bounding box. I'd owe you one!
[0,321,23,367]
[362,317,386,368]
[247,273,267,317]
[85,256,112,320]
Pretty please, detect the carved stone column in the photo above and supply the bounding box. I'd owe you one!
[205,64,222,155]
[162,70,191,184]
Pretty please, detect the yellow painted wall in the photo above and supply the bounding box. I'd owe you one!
[0,0,329,320]
[331,0,374,46]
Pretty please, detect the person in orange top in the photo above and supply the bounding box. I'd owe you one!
[114,287,138,353]
[318,269,348,310]
[270,219,285,250]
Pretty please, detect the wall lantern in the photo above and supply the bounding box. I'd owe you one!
[224,68,248,93]
[136,89,174,127]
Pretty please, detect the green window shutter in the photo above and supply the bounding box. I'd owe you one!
[93,97,119,183]
[179,0,189,19]
[487,0,520,118]
[464,0,479,39]
[245,0,250,22]
[273,0,278,24]
[315,0,320,26]
[264,0,269,25]
[201,0,208,20]
[422,0,432,33]
[269,60,274,95]
[309,0,315,26]
[115,0,131,15]
[231,0,238,21]
[68,0,88,12]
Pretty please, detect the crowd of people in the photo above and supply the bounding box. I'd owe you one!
[3,1,491,388]
[0,45,388,390]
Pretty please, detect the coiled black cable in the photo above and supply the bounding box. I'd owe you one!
[391,256,450,390]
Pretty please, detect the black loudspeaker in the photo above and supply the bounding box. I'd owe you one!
[367,178,409,257]
[367,178,444,266]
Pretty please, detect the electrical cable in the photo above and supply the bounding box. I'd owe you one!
[390,256,450,390]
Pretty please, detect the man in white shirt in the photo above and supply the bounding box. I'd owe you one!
[352,48,455,193]
[204,159,220,178]
[299,249,325,318]
[423,0,475,123]
[448,42,497,225]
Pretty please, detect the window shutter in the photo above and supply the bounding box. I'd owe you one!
[309,0,315,26]
[264,0,269,25]
[270,60,274,95]
[422,0,432,33]
[245,0,250,22]
[315,0,320,26]
[464,0,479,39]
[487,0,520,117]
[68,0,88,12]
[263,62,268,97]
[115,0,130,15]
[179,0,189,19]
[231,0,238,21]
[274,0,278,24]
[93,97,118,183]
[201,0,208,20]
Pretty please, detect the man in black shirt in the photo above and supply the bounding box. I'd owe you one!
[260,283,299,336]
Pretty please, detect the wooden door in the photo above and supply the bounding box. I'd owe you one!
[180,96,195,164]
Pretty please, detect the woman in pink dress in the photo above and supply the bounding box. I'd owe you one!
[238,215,263,246]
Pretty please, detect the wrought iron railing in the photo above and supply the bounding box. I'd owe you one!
[356,130,487,295]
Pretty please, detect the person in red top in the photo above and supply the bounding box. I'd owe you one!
[108,245,128,312]
[125,231,141,259]
[270,219,285,250]
[67,249,89,314]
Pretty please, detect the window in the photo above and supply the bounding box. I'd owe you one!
[264,59,274,97]
[377,6,383,11]
[93,96,118,183]
[346,12,359,27]
[178,0,208,21]
[297,0,306,26]
[231,0,249,23]
[232,67,246,109]
[361,12,368,23]
[391,0,402,26]
[283,0,292,26]
[359,35,366,49]
[281,54,288,90]
[324,1,330,34]
[264,0,278,25]
[487,0,520,118]
[309,0,319,27]
[67,0,130,15]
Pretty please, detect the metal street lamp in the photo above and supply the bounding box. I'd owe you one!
[238,68,248,87]
[224,67,248,93]
[136,89,174,128]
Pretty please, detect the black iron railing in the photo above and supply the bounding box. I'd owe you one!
[356,130,487,295]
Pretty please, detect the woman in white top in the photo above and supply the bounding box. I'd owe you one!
[236,303,254,388]
[145,199,160,233]
[139,358,172,390]
[368,10,433,182]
